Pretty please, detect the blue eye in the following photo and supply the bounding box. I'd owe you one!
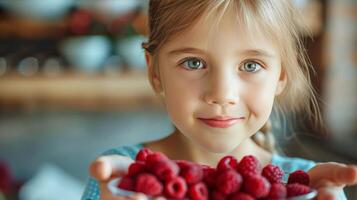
[181,58,205,70]
[240,61,262,73]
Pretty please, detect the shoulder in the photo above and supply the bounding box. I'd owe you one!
[271,154,316,173]
[101,144,143,160]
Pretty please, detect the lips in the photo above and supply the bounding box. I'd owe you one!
[198,117,244,128]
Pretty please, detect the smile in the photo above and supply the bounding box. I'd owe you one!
[198,117,244,128]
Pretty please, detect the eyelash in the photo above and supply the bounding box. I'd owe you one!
[179,57,265,72]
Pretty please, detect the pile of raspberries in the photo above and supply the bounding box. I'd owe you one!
[116,148,312,200]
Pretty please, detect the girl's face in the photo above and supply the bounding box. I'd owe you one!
[151,8,286,153]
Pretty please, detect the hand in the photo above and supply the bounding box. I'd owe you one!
[90,155,154,200]
[307,162,357,200]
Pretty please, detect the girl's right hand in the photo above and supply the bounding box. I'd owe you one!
[89,155,149,200]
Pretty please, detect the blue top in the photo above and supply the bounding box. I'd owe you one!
[81,144,347,200]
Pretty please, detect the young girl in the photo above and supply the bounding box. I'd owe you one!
[82,1,357,199]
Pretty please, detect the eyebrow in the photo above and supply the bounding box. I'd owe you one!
[168,47,275,58]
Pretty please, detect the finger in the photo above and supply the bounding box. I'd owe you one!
[153,196,166,200]
[130,193,148,200]
[90,155,134,181]
[309,162,357,187]
[317,186,341,200]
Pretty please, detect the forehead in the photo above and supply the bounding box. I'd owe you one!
[161,5,280,56]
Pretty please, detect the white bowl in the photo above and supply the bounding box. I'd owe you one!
[0,0,74,21]
[60,36,111,73]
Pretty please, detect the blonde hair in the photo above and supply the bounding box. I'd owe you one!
[142,0,322,152]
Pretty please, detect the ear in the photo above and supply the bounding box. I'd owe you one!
[145,51,163,94]
[275,67,287,95]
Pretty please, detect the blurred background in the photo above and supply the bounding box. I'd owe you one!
[0,0,356,199]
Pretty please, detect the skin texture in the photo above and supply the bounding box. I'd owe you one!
[89,5,357,200]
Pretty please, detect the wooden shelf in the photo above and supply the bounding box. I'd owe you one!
[0,71,162,110]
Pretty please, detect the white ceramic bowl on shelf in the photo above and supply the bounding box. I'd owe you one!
[60,36,111,73]
[0,0,74,21]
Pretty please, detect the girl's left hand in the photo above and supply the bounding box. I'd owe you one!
[308,162,357,200]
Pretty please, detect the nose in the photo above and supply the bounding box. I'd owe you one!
[204,70,239,107]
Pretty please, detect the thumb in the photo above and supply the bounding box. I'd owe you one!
[89,155,134,182]
[309,162,357,188]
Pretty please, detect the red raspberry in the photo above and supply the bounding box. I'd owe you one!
[216,169,243,195]
[150,160,179,181]
[202,166,217,189]
[286,183,310,197]
[179,162,204,185]
[117,175,135,191]
[164,176,187,199]
[176,160,192,170]
[267,183,287,199]
[146,151,169,166]
[217,156,238,172]
[230,192,254,200]
[237,155,262,177]
[135,173,163,196]
[135,148,153,162]
[287,170,310,186]
[243,174,271,198]
[127,161,147,177]
[262,164,284,184]
[188,182,209,200]
[210,190,227,200]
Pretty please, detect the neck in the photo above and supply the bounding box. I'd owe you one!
[144,129,272,166]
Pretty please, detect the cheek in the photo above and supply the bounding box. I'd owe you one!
[242,81,277,119]
[163,75,200,127]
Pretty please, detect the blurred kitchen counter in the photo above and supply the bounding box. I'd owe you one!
[0,71,162,110]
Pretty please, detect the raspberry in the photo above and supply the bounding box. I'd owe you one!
[164,176,187,199]
[135,148,153,162]
[230,192,254,200]
[127,161,147,177]
[150,160,179,181]
[210,190,227,200]
[117,175,135,191]
[216,169,243,195]
[286,183,310,197]
[188,182,209,200]
[146,151,169,167]
[179,162,204,185]
[202,166,217,189]
[237,155,262,177]
[217,156,238,172]
[135,173,163,196]
[287,170,310,186]
[267,183,287,199]
[262,164,284,184]
[243,174,271,198]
